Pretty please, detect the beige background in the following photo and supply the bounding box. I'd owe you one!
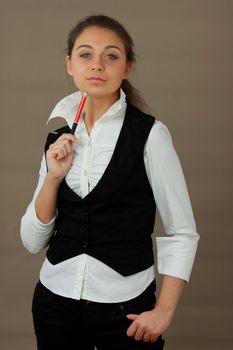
[1,0,233,349]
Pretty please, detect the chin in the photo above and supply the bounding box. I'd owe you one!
[85,87,118,99]
[87,86,120,97]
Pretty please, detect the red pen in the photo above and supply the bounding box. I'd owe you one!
[70,92,87,134]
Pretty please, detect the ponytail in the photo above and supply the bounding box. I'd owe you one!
[121,79,148,112]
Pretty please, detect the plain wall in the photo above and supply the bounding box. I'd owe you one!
[1,0,232,349]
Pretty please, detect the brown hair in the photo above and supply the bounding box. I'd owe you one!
[66,14,148,111]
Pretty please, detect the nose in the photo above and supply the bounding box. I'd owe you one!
[91,57,104,71]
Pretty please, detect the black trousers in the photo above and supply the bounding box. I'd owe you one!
[32,280,165,350]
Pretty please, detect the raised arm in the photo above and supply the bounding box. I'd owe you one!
[20,133,77,253]
[35,133,77,223]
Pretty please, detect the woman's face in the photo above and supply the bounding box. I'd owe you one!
[66,26,132,99]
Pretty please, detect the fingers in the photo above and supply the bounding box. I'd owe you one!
[134,326,145,342]
[56,133,78,144]
[127,317,150,342]
[127,314,138,321]
[49,140,71,160]
[142,333,151,342]
[47,134,77,160]
[149,334,158,343]
[126,313,159,343]
[126,315,139,337]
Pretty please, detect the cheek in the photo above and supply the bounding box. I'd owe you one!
[109,64,126,77]
[69,59,86,74]
[117,62,130,77]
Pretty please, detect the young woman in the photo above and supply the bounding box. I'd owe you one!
[21,14,199,350]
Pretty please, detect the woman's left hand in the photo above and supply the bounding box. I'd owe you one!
[126,305,173,343]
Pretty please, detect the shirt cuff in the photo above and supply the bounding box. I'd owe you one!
[155,234,200,282]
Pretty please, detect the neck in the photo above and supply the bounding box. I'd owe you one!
[83,91,120,134]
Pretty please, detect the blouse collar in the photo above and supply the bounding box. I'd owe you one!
[48,89,127,128]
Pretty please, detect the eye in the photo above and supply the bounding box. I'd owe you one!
[79,52,92,59]
[106,53,119,60]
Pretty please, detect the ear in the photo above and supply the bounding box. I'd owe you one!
[123,62,132,79]
[66,55,73,76]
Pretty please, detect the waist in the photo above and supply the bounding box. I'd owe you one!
[39,255,155,303]
[37,278,156,307]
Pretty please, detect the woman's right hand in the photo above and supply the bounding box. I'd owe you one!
[46,133,77,183]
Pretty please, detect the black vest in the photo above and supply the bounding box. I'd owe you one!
[45,103,156,276]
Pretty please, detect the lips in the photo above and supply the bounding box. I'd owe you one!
[87,76,106,82]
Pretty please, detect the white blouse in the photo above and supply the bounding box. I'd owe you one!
[20,89,199,302]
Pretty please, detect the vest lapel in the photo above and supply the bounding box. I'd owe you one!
[84,103,154,203]
[57,103,155,203]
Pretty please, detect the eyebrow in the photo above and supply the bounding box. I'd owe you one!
[76,44,122,52]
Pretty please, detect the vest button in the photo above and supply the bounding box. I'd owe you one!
[82,241,88,249]
[82,224,88,231]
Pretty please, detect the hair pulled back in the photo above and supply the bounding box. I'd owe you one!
[66,14,147,111]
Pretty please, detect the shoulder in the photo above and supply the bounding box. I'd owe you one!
[145,119,175,158]
[149,120,172,141]
[126,103,156,142]
[126,103,173,143]
[126,102,155,125]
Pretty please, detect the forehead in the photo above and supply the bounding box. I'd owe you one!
[73,26,125,50]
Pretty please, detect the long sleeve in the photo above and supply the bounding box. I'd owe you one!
[144,120,200,282]
[20,154,56,253]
